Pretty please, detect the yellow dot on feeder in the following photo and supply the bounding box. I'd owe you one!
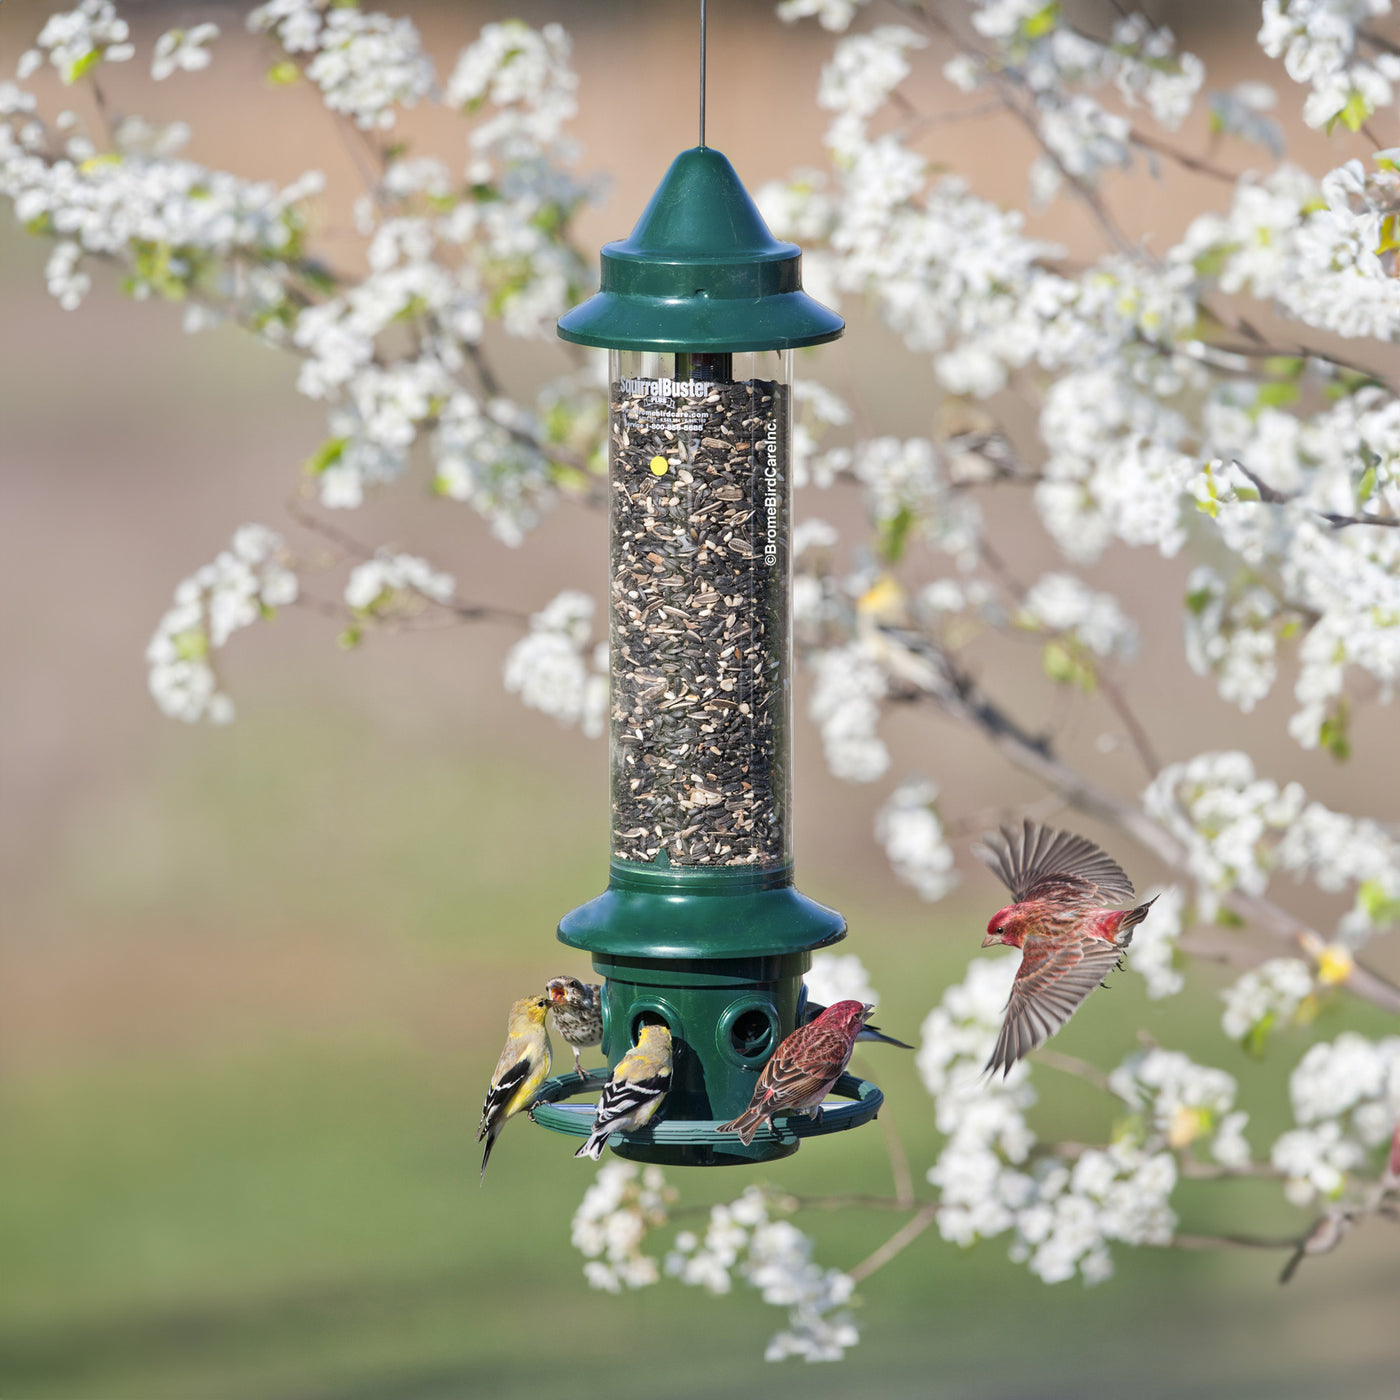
[649,455,669,475]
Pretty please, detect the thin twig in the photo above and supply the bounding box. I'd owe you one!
[915,7,1136,255]
[1130,128,1240,186]
[1096,671,1161,778]
[1165,1232,1297,1252]
[848,1203,941,1283]
[1032,1047,1114,1092]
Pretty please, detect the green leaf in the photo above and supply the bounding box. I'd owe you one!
[1359,878,1400,926]
[305,437,347,475]
[1020,2,1060,39]
[172,628,209,663]
[1377,213,1400,256]
[877,505,915,564]
[1241,1011,1276,1058]
[267,60,301,86]
[63,48,103,85]
[1042,639,1096,692]
[1319,699,1351,761]
[1356,462,1378,506]
[1256,380,1298,410]
[1185,586,1215,616]
[338,626,363,650]
[1330,88,1374,134]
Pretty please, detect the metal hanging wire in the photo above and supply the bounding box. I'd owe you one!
[699,0,707,149]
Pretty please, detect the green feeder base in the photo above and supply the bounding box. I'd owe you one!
[531,859,866,1165]
[530,1070,883,1168]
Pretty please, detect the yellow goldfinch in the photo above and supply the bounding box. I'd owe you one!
[478,994,552,1183]
[574,1023,673,1161]
[856,574,950,696]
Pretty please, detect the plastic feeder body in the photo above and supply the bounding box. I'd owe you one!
[550,148,857,1165]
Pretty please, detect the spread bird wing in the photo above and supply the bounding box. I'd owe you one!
[975,819,1133,909]
[987,935,1126,1077]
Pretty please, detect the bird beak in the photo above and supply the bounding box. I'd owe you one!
[981,932,1000,948]
[861,1003,875,1021]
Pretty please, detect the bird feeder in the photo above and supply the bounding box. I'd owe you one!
[529,75,882,1164]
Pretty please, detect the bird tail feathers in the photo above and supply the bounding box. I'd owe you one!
[480,1130,497,1184]
[574,1131,606,1161]
[1116,895,1158,946]
[715,1107,765,1147]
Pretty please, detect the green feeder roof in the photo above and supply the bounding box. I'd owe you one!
[557,146,844,353]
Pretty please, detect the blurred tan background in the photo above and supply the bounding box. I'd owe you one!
[2,3,1397,1397]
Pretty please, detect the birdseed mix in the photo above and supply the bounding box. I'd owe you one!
[609,374,790,867]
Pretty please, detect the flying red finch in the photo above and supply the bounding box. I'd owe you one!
[716,999,873,1146]
[975,820,1156,1077]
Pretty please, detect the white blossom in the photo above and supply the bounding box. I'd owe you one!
[1221,958,1316,1043]
[1125,885,1185,999]
[1109,1047,1249,1161]
[875,777,959,902]
[777,0,870,32]
[666,1188,859,1362]
[304,8,433,131]
[806,952,879,1009]
[151,24,218,81]
[343,551,454,612]
[146,525,297,724]
[1023,573,1138,659]
[503,590,607,737]
[22,0,133,85]
[571,1161,672,1292]
[1272,1030,1400,1204]
[807,642,889,782]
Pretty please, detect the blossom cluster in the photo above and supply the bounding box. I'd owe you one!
[805,951,880,1008]
[665,1187,859,1363]
[1145,750,1400,945]
[1123,885,1186,1000]
[1108,1048,1252,1167]
[917,957,1180,1285]
[874,777,959,902]
[146,525,298,725]
[502,590,608,738]
[1258,0,1399,130]
[1272,1032,1400,1204]
[570,1160,673,1292]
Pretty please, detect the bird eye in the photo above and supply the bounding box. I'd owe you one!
[996,924,1005,934]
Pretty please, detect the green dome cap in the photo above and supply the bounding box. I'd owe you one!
[557,147,844,353]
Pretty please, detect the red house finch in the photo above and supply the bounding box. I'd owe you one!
[716,1000,873,1146]
[802,999,914,1049]
[545,975,603,1075]
[975,820,1156,1077]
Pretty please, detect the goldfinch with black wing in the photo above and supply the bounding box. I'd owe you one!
[574,1023,672,1161]
[478,994,551,1183]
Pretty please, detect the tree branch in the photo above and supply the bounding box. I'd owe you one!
[847,1203,941,1283]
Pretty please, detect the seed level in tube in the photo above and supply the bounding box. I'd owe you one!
[648,455,669,475]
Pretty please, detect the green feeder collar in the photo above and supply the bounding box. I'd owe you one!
[556,146,844,353]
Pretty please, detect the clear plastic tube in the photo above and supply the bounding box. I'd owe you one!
[608,348,792,868]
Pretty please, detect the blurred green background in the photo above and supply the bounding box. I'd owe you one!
[2,2,1397,1397]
